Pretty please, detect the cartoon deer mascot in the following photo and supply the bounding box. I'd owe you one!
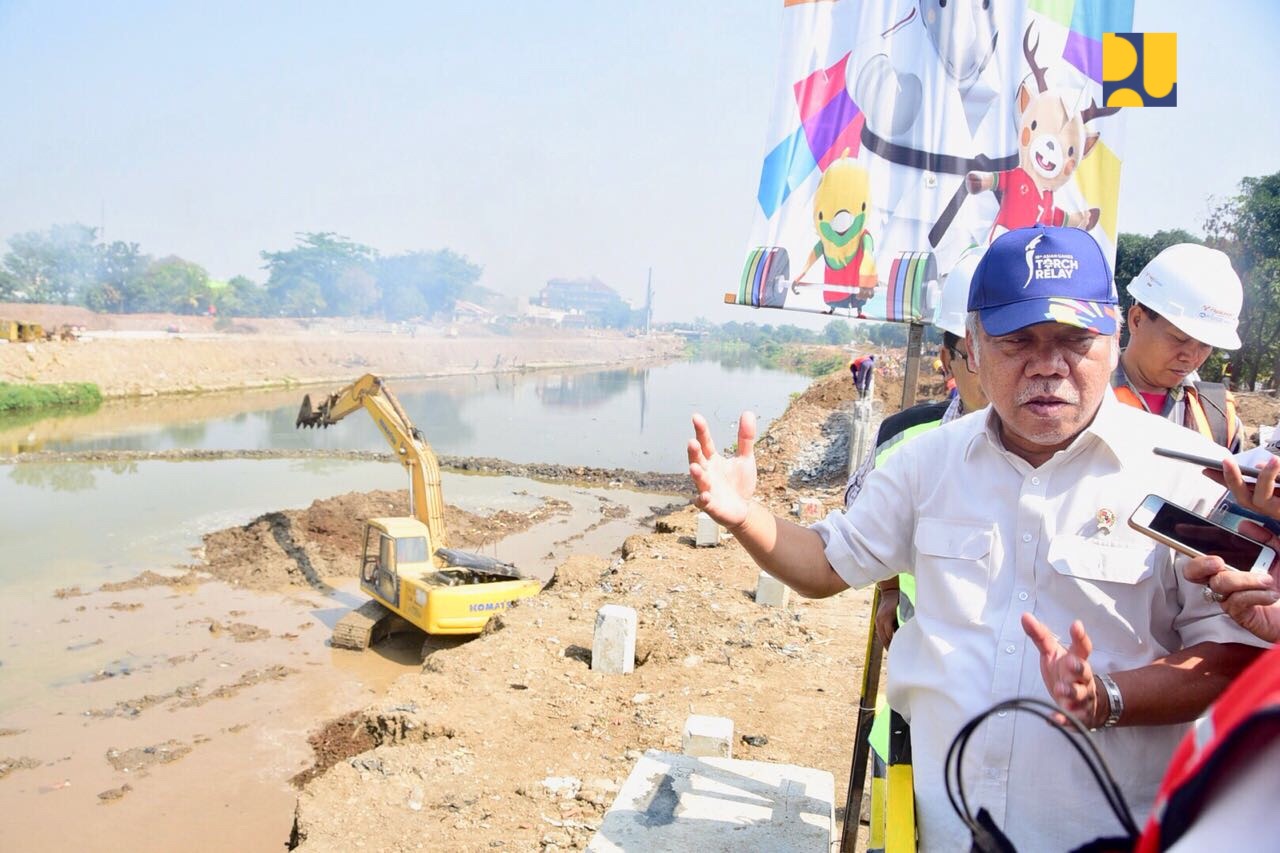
[965,25,1120,241]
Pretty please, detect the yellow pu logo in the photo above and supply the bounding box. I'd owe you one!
[1103,33,1176,107]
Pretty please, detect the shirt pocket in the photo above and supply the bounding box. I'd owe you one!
[1046,536,1155,658]
[913,518,996,625]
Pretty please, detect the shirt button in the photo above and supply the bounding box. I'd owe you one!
[1005,644,1016,654]
[1022,533,1032,543]
[1031,477,1041,486]
[1018,592,1029,601]
[997,710,1008,718]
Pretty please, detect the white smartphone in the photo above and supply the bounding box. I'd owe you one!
[1152,447,1264,481]
[1129,494,1276,572]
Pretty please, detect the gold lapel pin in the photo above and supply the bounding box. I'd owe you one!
[1096,507,1116,535]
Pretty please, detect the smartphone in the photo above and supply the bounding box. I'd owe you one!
[1129,494,1275,572]
[1153,447,1264,480]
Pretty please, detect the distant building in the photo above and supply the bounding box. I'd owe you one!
[535,277,637,328]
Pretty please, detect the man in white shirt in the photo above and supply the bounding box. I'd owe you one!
[687,225,1267,851]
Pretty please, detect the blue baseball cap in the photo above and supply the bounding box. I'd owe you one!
[966,226,1119,336]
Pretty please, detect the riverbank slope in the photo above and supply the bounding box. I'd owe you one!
[0,307,683,398]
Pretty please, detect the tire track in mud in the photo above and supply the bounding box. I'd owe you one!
[0,448,690,494]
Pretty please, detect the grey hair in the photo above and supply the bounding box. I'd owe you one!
[965,309,1122,368]
[965,311,983,367]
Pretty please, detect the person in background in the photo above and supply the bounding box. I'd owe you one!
[690,226,1266,851]
[1113,244,1245,451]
[850,353,876,397]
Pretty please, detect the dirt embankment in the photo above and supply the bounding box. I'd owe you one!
[0,307,683,398]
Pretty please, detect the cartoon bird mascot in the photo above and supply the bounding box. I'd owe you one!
[797,150,878,315]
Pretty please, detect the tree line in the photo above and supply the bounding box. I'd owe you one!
[0,227,490,320]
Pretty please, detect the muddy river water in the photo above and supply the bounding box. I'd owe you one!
[0,358,809,852]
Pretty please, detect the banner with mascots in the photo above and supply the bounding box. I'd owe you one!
[730,0,1133,323]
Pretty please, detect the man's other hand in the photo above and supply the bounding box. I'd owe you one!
[1022,613,1103,728]
[875,589,900,647]
[688,412,757,530]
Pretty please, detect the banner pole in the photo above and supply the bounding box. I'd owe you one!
[902,322,924,410]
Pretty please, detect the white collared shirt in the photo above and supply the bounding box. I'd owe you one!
[813,390,1269,852]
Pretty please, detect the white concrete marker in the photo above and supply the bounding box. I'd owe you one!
[797,498,823,522]
[587,750,834,852]
[695,511,720,547]
[755,571,791,608]
[682,714,734,758]
[591,605,637,674]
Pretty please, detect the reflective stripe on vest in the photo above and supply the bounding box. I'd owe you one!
[1113,384,1237,449]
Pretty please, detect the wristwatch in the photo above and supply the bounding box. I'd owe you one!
[1095,673,1124,728]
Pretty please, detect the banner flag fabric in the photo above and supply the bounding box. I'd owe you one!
[731,0,1134,323]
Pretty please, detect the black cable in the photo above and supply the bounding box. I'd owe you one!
[944,698,1140,842]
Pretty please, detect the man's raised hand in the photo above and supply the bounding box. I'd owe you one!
[688,411,757,530]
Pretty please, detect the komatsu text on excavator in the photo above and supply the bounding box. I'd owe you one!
[296,374,545,650]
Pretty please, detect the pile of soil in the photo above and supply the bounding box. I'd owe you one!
[198,490,572,591]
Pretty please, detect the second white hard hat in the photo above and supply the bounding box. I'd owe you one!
[1126,243,1243,350]
[934,248,983,337]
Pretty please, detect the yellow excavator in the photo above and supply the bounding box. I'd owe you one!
[296,373,545,650]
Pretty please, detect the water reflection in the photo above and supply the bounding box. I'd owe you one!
[8,459,139,492]
[3,360,810,473]
[534,368,641,409]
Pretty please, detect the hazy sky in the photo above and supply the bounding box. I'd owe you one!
[1,1,1277,324]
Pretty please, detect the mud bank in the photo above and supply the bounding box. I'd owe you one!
[0,327,684,398]
[0,448,691,494]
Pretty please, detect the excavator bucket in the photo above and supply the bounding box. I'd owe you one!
[296,394,322,428]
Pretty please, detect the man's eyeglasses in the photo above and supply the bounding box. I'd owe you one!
[948,345,976,373]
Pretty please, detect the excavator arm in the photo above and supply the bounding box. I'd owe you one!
[296,374,449,554]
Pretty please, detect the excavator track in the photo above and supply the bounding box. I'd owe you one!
[331,600,394,651]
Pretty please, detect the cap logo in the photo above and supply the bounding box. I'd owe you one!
[1022,234,1045,288]
[1023,234,1079,288]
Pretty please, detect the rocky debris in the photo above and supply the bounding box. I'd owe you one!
[3,448,691,494]
[206,621,271,643]
[0,756,41,779]
[99,570,205,592]
[289,712,379,788]
[105,601,144,612]
[97,783,133,803]
[105,741,192,774]
[175,666,294,707]
[53,586,88,598]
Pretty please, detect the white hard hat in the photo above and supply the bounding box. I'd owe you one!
[1126,244,1242,350]
[933,248,983,337]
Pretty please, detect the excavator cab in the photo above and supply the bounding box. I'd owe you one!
[361,518,434,608]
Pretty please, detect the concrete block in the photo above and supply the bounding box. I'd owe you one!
[755,571,791,609]
[682,715,734,758]
[587,750,834,852]
[591,605,636,674]
[695,511,720,547]
[797,498,823,523]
